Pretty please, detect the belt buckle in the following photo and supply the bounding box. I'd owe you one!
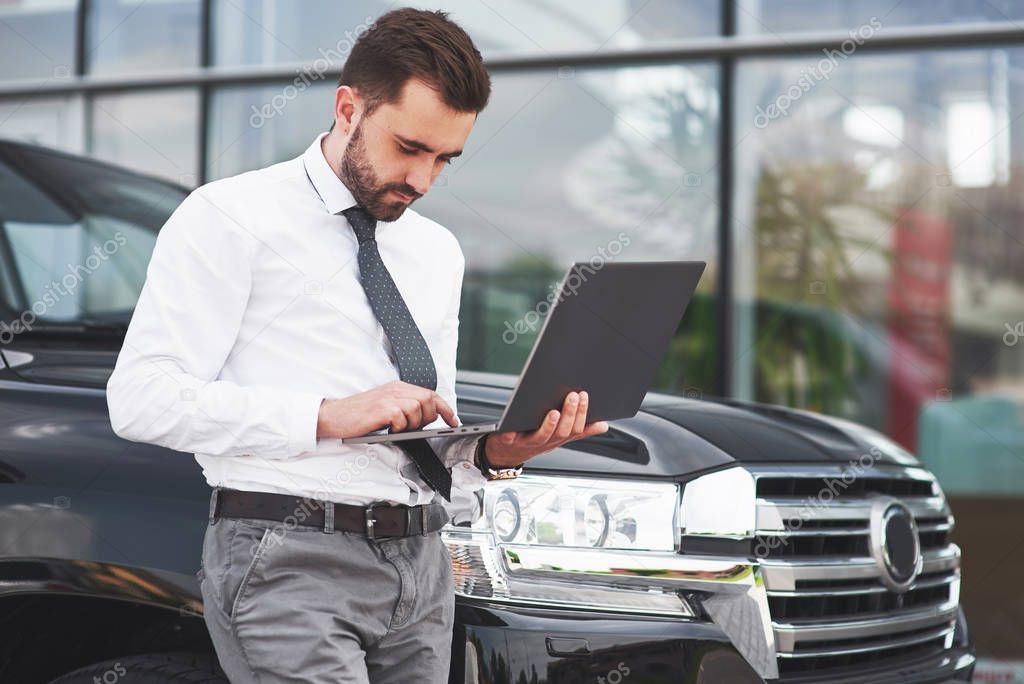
[364,503,380,539]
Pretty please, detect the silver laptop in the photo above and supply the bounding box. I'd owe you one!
[339,260,706,444]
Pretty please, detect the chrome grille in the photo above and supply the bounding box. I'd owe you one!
[751,466,960,679]
[753,515,951,559]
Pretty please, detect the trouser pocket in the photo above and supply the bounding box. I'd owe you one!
[202,518,276,620]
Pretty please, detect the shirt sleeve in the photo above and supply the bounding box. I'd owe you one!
[106,187,324,460]
[423,240,489,521]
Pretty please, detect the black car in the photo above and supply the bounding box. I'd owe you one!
[0,139,975,683]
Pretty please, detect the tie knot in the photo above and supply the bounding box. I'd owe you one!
[341,206,376,244]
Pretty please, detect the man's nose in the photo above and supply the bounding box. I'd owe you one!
[406,160,433,196]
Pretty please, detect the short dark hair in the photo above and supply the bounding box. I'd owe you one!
[329,8,490,131]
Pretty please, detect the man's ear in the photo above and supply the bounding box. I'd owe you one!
[335,85,360,133]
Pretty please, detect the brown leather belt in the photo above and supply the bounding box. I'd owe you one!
[209,487,449,539]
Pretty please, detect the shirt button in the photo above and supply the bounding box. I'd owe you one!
[462,462,471,469]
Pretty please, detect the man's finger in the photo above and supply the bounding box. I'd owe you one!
[562,420,610,444]
[400,382,452,424]
[417,396,438,426]
[553,392,579,440]
[403,398,423,430]
[527,409,560,445]
[571,391,589,434]
[388,405,409,432]
[431,395,458,427]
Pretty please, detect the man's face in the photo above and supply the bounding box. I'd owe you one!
[338,78,477,222]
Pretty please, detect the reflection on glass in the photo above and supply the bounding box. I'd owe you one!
[90,89,200,186]
[416,65,720,392]
[737,0,1024,34]
[734,47,1024,449]
[211,0,719,67]
[6,221,157,319]
[87,0,201,76]
[206,82,336,180]
[0,96,85,152]
[0,0,77,83]
[734,48,1024,660]
[0,148,185,324]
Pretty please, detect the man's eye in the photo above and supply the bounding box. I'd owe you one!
[443,157,455,166]
[399,146,416,155]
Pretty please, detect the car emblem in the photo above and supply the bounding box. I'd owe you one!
[869,497,922,593]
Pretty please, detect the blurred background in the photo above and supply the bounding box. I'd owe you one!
[1,0,1023,678]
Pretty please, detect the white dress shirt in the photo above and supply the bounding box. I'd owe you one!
[106,130,489,521]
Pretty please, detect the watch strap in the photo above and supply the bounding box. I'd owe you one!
[475,434,523,480]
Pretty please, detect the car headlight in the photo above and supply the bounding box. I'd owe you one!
[483,474,677,550]
[443,473,696,616]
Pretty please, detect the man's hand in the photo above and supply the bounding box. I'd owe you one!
[481,390,609,468]
[317,380,458,440]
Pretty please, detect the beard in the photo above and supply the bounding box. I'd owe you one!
[337,120,421,223]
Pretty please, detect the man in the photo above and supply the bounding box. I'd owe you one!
[105,8,607,683]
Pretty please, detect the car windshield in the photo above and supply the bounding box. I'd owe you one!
[0,143,185,329]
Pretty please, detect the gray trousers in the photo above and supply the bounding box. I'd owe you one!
[197,498,456,683]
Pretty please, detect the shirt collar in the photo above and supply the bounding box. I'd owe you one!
[302,130,358,216]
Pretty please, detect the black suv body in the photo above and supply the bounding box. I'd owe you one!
[0,140,975,683]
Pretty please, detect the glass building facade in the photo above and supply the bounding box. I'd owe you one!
[1,0,1023,676]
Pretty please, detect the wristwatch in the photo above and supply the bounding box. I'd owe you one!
[474,434,523,481]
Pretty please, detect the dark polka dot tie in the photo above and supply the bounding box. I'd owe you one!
[342,205,452,501]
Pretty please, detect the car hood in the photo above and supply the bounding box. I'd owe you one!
[455,370,920,479]
[0,350,920,481]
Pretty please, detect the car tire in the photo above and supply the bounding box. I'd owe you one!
[47,651,228,683]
